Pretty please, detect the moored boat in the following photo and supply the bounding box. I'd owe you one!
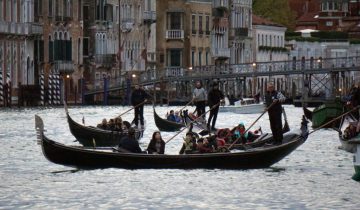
[219,98,265,114]
[337,115,358,153]
[65,105,144,147]
[303,101,343,128]
[35,115,309,170]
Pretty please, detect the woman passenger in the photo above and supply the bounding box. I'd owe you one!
[147,131,166,154]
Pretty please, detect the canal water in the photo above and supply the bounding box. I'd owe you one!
[0,105,359,209]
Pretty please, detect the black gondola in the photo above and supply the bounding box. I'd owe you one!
[35,115,309,170]
[153,107,185,131]
[303,107,312,121]
[65,105,144,147]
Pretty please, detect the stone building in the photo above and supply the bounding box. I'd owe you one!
[0,0,43,106]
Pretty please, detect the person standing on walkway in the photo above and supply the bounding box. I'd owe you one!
[192,81,207,119]
[207,82,224,131]
[131,85,149,128]
[265,82,286,145]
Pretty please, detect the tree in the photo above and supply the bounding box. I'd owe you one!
[253,0,296,30]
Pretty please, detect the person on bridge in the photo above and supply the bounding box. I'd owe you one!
[207,81,224,131]
[131,84,149,128]
[192,81,207,119]
[265,82,286,145]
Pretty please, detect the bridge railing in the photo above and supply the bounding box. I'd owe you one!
[85,56,360,94]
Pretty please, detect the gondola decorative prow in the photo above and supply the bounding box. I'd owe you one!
[64,101,69,115]
[35,115,45,145]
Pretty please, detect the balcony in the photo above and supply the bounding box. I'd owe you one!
[0,21,43,36]
[230,28,249,38]
[212,48,230,58]
[53,61,74,74]
[166,30,184,40]
[165,67,184,77]
[121,18,135,32]
[213,0,228,8]
[95,54,116,68]
[143,11,156,22]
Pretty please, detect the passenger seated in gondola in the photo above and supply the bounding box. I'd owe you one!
[196,138,214,153]
[118,128,142,153]
[113,117,124,132]
[108,119,116,130]
[215,128,232,144]
[179,132,197,154]
[343,123,359,140]
[167,110,177,122]
[97,118,109,130]
[230,122,258,144]
[147,131,165,154]
[174,111,182,124]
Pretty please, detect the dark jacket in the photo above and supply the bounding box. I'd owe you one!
[131,89,148,106]
[147,139,165,154]
[167,114,176,122]
[265,90,285,114]
[118,135,142,153]
[208,88,224,107]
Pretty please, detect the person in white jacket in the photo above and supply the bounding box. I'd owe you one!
[193,81,207,119]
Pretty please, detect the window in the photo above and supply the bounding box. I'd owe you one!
[198,51,202,66]
[192,14,196,34]
[13,0,17,21]
[49,0,53,17]
[35,0,42,16]
[169,12,181,29]
[49,35,54,62]
[205,16,210,34]
[168,49,181,66]
[78,0,82,20]
[205,51,209,65]
[191,50,195,67]
[198,15,203,34]
[83,5,89,20]
[0,0,3,21]
[326,21,333,26]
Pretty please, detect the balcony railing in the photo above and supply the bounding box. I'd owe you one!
[213,0,228,8]
[95,54,116,68]
[53,61,74,74]
[230,28,249,37]
[165,67,184,77]
[0,21,43,35]
[212,48,230,58]
[143,11,156,22]
[166,30,184,39]
[121,18,135,32]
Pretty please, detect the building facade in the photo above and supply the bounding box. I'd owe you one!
[0,0,43,106]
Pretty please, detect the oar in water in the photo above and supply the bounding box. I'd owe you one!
[227,101,277,150]
[118,100,148,117]
[165,102,221,144]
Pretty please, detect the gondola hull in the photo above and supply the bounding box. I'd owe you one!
[36,115,309,170]
[66,113,143,147]
[303,102,343,128]
[153,108,184,131]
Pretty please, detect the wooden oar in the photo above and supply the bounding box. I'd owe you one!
[227,101,277,150]
[308,105,360,135]
[165,102,221,144]
[118,100,147,117]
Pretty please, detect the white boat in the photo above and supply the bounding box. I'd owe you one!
[338,115,358,153]
[219,98,265,114]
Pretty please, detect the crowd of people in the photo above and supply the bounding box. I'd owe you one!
[96,117,131,132]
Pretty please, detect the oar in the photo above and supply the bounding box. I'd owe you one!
[118,100,147,117]
[227,101,277,150]
[179,98,194,113]
[308,105,360,135]
[165,102,221,144]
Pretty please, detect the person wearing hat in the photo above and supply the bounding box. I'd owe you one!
[207,81,224,131]
[179,132,197,154]
[231,122,257,144]
[265,82,286,145]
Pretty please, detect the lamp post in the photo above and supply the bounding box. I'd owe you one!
[65,74,70,104]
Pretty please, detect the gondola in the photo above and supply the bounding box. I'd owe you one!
[35,115,308,170]
[153,107,185,131]
[65,104,144,147]
[226,107,290,150]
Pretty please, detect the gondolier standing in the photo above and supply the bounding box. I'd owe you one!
[193,81,207,119]
[131,85,149,128]
[265,82,286,145]
[207,81,224,131]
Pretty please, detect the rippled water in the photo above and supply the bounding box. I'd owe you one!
[0,105,359,209]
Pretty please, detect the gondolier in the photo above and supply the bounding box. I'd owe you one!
[265,82,286,145]
[131,84,149,127]
[193,81,207,119]
[207,81,224,131]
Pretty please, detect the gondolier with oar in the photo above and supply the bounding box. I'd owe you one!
[193,81,207,119]
[265,82,286,145]
[131,84,150,128]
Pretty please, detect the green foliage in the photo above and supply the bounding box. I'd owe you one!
[285,36,320,42]
[285,31,301,37]
[350,39,360,44]
[310,31,348,39]
[258,46,289,52]
[253,0,296,30]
